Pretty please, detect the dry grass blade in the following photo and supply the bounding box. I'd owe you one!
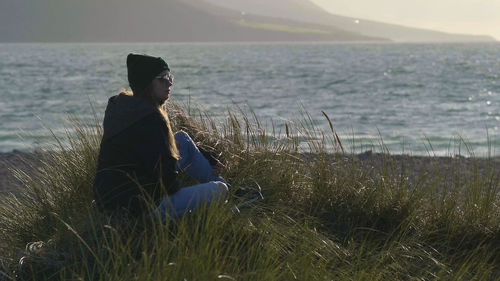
[321,110,344,153]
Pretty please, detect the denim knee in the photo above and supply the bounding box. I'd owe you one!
[174,130,190,143]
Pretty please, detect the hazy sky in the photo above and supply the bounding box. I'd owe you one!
[310,0,500,40]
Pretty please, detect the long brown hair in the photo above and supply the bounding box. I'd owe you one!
[127,86,180,160]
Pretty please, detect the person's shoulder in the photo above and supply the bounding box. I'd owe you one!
[107,92,130,103]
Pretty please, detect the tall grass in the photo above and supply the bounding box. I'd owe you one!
[1,100,499,280]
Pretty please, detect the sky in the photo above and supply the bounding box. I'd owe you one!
[310,0,500,40]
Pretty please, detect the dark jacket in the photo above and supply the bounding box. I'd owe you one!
[93,93,180,216]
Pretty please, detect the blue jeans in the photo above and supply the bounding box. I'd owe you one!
[155,131,229,221]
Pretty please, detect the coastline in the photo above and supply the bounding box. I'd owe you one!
[2,149,500,194]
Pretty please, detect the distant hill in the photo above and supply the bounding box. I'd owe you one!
[0,0,383,42]
[200,0,496,42]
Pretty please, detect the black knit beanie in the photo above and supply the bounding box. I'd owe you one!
[127,53,170,91]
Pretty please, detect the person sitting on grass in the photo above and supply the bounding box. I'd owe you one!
[93,53,229,222]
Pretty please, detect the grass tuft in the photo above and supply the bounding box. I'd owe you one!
[0,100,499,280]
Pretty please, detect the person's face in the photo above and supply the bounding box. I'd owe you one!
[151,70,174,105]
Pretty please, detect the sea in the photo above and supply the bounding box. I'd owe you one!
[1,42,500,157]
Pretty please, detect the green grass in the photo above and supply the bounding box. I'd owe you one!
[1,101,499,280]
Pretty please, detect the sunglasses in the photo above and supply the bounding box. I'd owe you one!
[156,72,174,84]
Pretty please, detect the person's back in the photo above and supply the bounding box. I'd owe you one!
[93,93,180,216]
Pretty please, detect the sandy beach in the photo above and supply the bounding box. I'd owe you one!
[2,149,500,195]
[304,150,500,193]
